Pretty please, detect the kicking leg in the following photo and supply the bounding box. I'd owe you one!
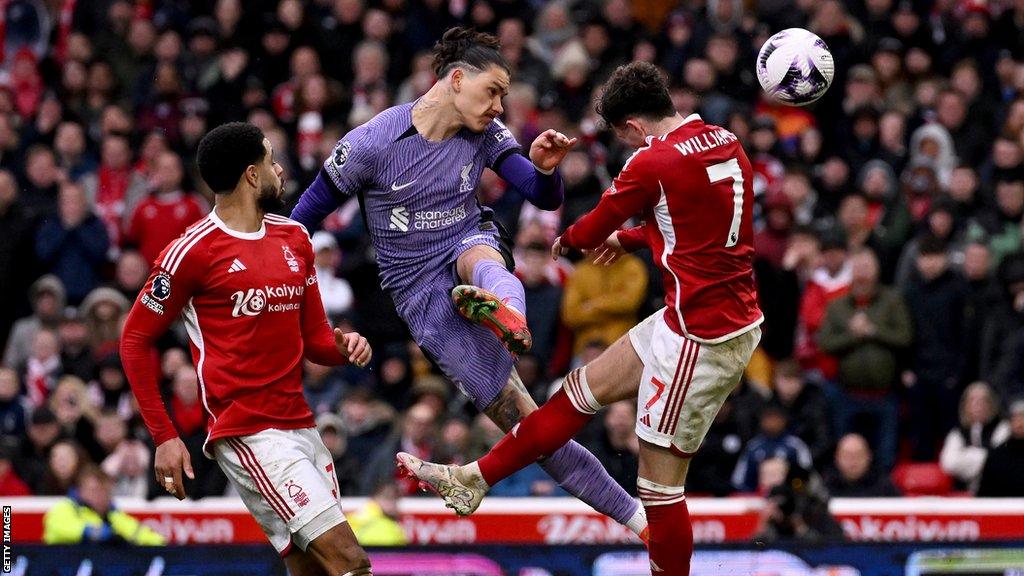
[399,334,647,534]
[638,442,693,576]
[452,245,531,354]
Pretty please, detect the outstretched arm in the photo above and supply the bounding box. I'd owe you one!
[495,153,565,211]
[557,153,657,252]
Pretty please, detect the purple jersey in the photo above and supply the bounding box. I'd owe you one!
[320,103,520,298]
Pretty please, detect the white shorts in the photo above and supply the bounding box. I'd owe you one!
[213,427,347,557]
[629,310,761,456]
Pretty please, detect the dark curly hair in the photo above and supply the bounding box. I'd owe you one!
[196,122,266,194]
[432,26,510,78]
[596,62,675,127]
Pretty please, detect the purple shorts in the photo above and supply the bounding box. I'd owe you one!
[393,230,513,410]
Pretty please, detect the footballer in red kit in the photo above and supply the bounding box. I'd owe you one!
[399,63,762,576]
[121,123,374,576]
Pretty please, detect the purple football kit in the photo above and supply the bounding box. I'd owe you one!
[291,102,639,527]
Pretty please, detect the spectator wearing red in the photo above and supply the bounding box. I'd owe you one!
[24,329,62,409]
[9,48,43,122]
[0,445,31,497]
[796,229,851,381]
[124,151,207,265]
[82,134,148,251]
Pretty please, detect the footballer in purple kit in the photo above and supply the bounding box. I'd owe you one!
[291,27,648,539]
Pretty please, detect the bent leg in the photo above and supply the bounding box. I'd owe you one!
[456,245,525,313]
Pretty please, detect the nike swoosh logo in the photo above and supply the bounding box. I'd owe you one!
[391,180,417,191]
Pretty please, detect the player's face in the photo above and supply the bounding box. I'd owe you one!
[256,138,285,213]
[612,119,647,149]
[454,64,510,132]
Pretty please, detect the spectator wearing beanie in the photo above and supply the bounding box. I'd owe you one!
[902,235,969,459]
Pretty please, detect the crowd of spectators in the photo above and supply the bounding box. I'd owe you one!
[1,0,1023,517]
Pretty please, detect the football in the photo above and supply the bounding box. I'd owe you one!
[756,28,835,106]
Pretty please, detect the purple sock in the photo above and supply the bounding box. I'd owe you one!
[472,259,526,314]
[539,440,639,526]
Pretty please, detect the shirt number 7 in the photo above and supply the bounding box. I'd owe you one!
[706,158,745,248]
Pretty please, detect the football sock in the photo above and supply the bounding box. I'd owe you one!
[638,477,692,575]
[539,439,641,529]
[626,505,649,536]
[471,259,526,315]
[476,368,644,531]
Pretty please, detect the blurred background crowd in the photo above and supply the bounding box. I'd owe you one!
[1,0,1024,534]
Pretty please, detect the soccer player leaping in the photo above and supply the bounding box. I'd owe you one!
[290,27,648,539]
[398,62,764,575]
[121,123,375,576]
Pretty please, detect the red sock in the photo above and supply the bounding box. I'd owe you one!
[642,492,693,575]
[477,388,593,485]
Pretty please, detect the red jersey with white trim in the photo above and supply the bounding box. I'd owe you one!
[121,211,348,451]
[561,114,762,343]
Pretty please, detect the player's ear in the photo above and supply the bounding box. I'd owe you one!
[450,68,463,93]
[245,164,259,189]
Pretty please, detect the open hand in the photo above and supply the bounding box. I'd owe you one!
[585,232,626,266]
[529,129,578,172]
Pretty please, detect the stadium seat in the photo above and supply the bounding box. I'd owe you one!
[890,463,953,496]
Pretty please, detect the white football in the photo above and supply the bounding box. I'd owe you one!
[756,28,835,106]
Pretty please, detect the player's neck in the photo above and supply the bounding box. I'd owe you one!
[412,84,462,141]
[647,113,687,140]
[213,193,263,233]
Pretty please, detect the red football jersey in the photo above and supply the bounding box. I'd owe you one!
[121,211,348,451]
[561,114,763,343]
[126,192,208,264]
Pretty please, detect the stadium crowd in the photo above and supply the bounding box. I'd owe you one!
[1,0,1024,519]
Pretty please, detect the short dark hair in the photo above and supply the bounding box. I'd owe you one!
[596,62,675,127]
[432,26,509,77]
[196,122,266,194]
[917,234,948,256]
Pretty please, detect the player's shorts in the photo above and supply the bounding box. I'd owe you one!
[629,309,761,456]
[393,220,515,411]
[213,427,347,557]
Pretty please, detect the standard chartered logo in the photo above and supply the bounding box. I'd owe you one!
[390,206,410,232]
[389,205,467,233]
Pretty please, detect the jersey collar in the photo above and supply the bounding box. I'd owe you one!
[660,114,703,141]
[210,208,266,240]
